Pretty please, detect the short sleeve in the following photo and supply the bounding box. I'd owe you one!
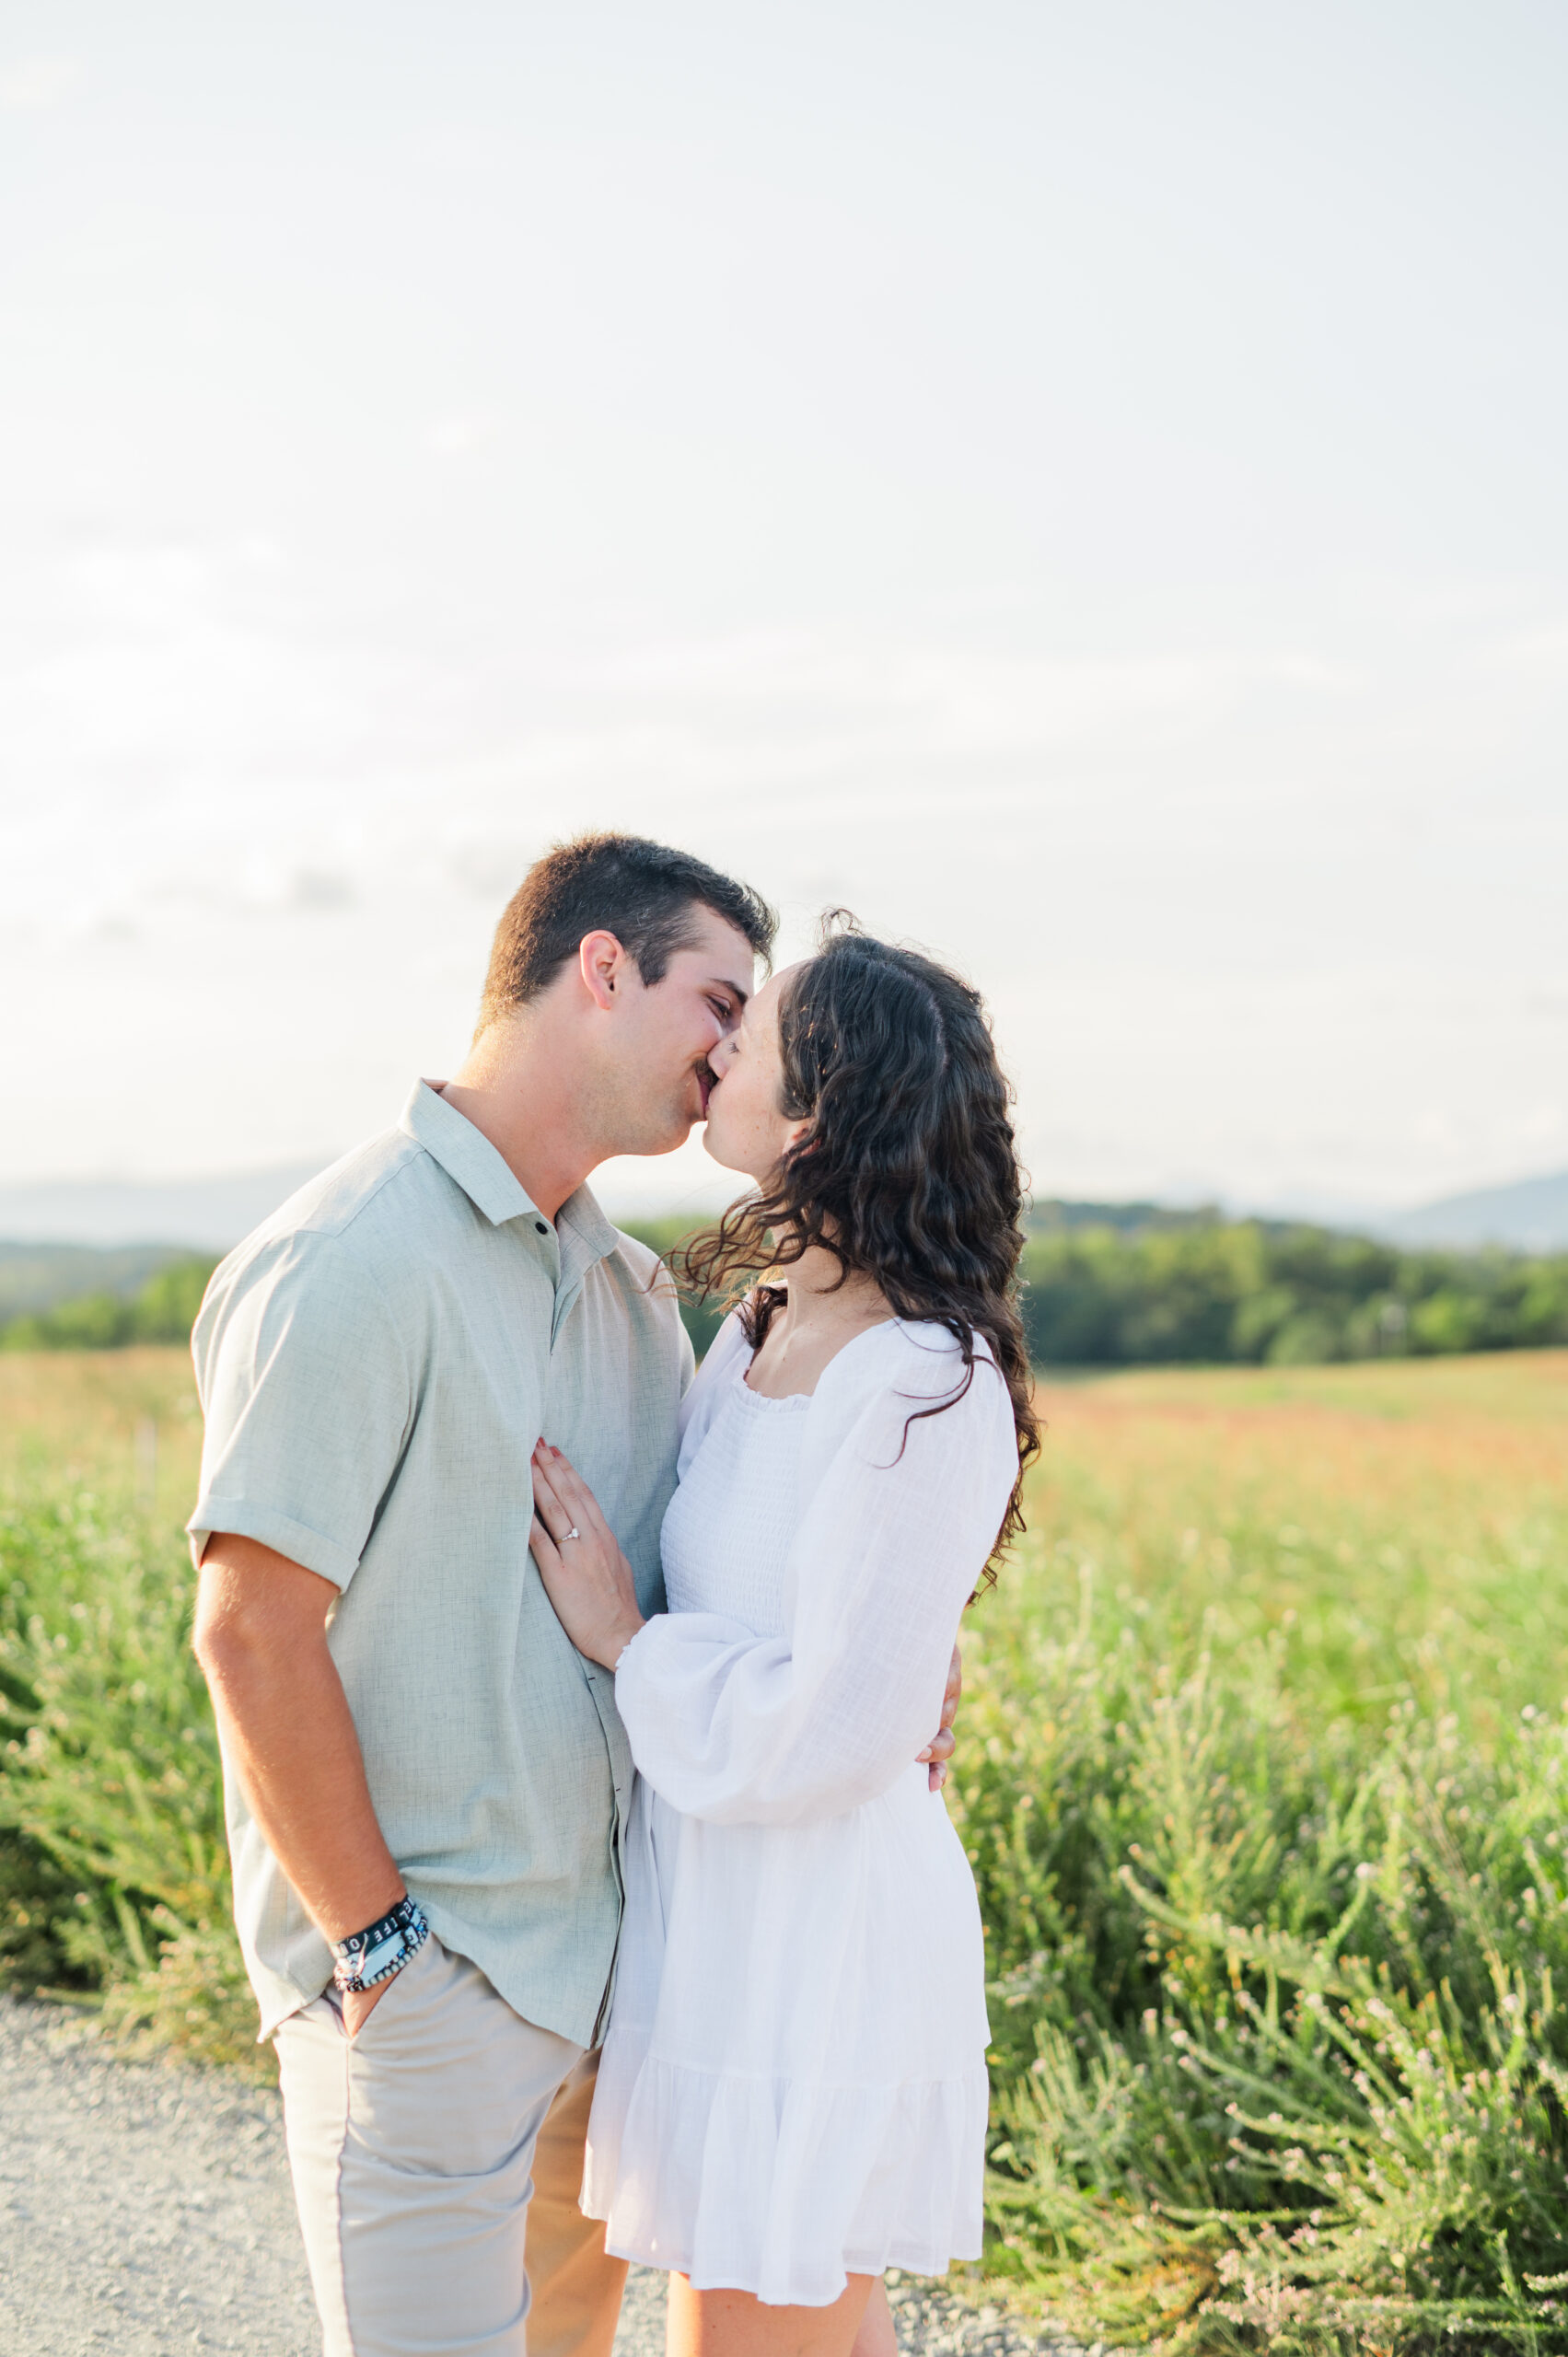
[187,1232,413,1587]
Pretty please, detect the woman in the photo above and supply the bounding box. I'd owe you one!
[528,922,1038,2357]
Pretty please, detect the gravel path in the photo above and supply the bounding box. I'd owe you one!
[0,1996,316,2355]
[0,1997,1074,2357]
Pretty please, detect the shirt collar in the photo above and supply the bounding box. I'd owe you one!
[556,1178,619,1261]
[399,1081,619,1264]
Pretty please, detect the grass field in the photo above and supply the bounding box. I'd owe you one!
[3,1348,1568,2351]
[1021,1353,1568,1733]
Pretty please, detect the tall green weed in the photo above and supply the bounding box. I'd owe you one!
[0,1485,263,2071]
[956,1556,1568,2350]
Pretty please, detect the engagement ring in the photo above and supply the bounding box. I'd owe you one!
[564,1527,581,1540]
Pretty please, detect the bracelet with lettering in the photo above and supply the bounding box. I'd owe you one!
[331,1894,429,1996]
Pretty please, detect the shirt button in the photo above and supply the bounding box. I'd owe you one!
[535,1220,548,1235]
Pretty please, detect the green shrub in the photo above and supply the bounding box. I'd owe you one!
[0,1485,265,2073]
[955,1562,1568,2350]
[128,1257,219,1342]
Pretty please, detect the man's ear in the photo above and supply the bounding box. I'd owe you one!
[577,931,632,1012]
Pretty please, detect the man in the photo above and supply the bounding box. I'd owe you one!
[190,833,958,2357]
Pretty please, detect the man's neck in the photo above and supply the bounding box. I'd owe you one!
[438,1021,605,1225]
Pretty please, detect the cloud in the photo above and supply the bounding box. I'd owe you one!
[64,903,138,945]
[283,867,355,911]
[588,633,1354,772]
[439,836,544,899]
[0,53,80,110]
[426,412,495,457]
[216,864,358,917]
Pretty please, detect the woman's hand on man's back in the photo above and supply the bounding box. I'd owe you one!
[918,1645,962,1791]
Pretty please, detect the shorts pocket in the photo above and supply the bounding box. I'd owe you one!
[344,1929,443,2045]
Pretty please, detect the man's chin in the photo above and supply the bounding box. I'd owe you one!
[620,1110,701,1160]
[616,1086,717,1160]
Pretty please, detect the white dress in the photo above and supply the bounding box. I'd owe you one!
[581,1312,1021,2306]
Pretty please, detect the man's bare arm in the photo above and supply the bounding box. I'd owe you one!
[192,1534,405,2035]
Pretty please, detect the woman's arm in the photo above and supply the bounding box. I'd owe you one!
[531,1438,965,1794]
[610,1352,1016,1826]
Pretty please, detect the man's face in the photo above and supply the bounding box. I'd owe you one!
[605,909,756,1156]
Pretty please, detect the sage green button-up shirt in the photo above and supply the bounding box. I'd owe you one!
[188,1081,692,2043]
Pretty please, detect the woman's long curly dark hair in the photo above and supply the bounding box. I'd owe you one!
[680,915,1040,1579]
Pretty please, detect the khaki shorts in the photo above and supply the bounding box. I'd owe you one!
[275,1935,627,2357]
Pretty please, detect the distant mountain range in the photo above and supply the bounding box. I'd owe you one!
[0,1163,329,1250]
[1372,1169,1568,1254]
[1026,1172,1568,1254]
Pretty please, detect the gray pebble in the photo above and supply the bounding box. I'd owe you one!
[0,1996,1076,2356]
[0,1994,316,2355]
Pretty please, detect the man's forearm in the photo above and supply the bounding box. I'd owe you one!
[195,1539,404,1945]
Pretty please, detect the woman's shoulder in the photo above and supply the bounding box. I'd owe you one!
[677,1307,751,1446]
[802,1320,1016,1505]
[811,1317,1001,1417]
[703,1306,753,1376]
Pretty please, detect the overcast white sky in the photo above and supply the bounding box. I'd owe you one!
[4,0,1566,1219]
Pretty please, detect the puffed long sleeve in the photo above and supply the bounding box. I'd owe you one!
[613,1327,1018,1826]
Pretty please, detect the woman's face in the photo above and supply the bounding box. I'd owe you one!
[701,964,810,1180]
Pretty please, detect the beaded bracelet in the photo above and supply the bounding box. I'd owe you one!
[331,1894,429,1995]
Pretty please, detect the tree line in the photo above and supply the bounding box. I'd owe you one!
[1016,1205,1568,1364]
[3,1212,1565,1364]
[626,1209,1568,1367]
[0,1256,218,1352]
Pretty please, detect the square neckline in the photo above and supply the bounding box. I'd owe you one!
[732,1351,814,1411]
[736,1314,903,1409]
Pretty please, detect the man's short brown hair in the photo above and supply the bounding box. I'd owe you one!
[477,832,777,1033]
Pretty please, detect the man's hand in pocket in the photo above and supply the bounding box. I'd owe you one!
[343,1977,396,2040]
